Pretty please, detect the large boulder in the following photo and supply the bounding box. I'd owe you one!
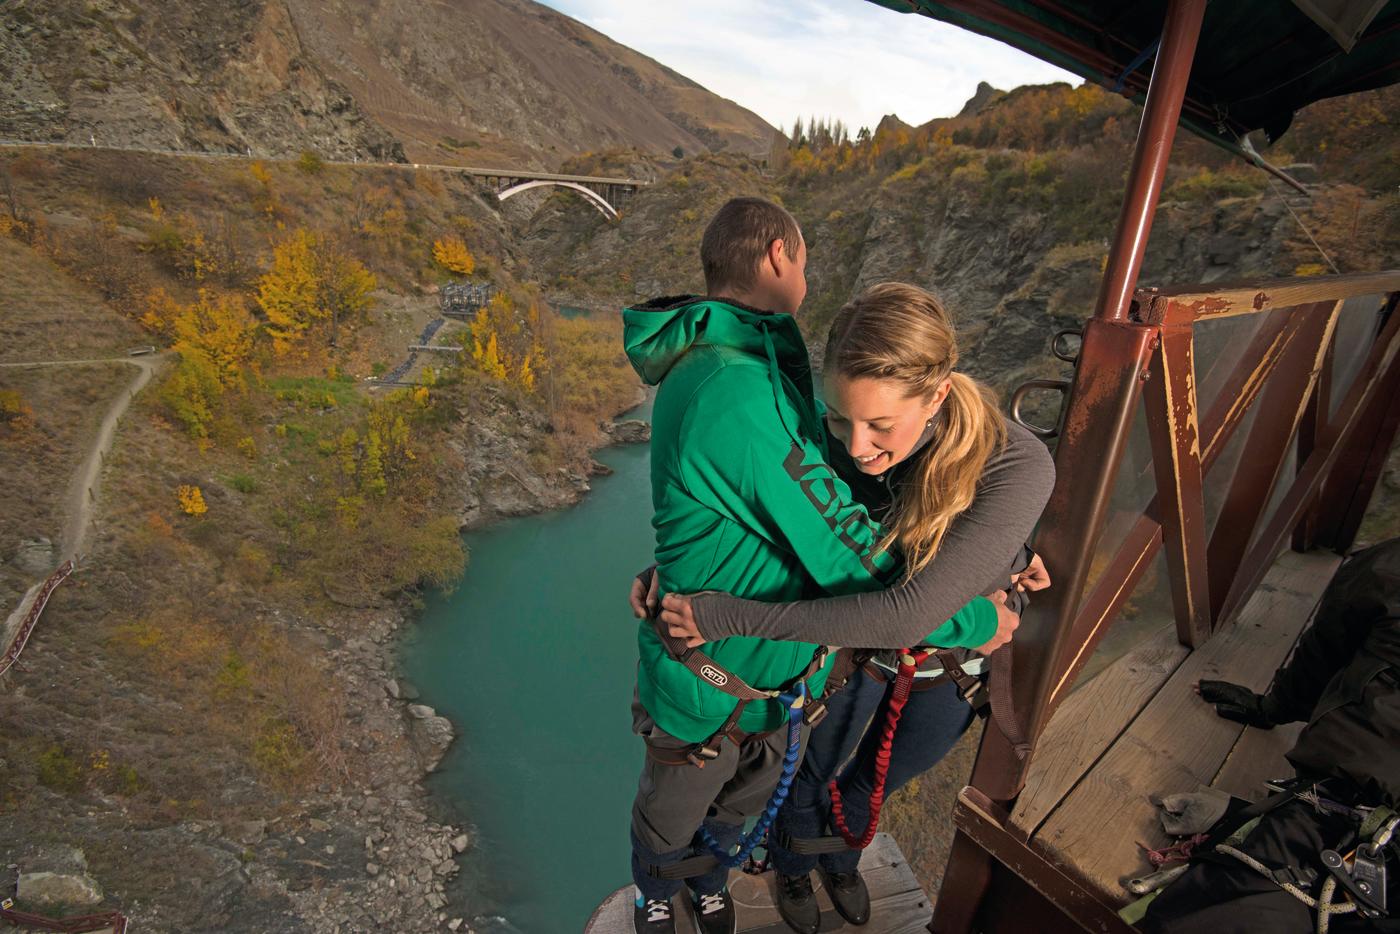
[17,870,103,906]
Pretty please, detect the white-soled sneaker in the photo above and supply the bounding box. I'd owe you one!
[633,894,676,933]
[690,886,737,934]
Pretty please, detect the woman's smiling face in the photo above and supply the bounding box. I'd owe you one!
[823,373,950,475]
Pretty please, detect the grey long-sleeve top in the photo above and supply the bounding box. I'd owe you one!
[690,420,1056,649]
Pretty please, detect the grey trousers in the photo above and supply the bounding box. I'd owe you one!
[629,695,810,899]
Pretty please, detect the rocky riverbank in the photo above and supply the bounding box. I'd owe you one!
[2,379,651,933]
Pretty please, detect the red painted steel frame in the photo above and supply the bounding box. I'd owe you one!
[931,3,1206,929]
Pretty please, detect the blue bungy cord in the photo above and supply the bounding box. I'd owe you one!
[698,684,806,868]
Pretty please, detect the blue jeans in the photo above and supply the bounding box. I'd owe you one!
[768,666,976,875]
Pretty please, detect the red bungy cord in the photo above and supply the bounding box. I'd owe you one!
[828,648,930,849]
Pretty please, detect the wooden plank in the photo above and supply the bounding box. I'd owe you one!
[1211,721,1305,802]
[585,833,927,934]
[1011,623,1189,838]
[1031,551,1339,905]
[1140,271,1398,321]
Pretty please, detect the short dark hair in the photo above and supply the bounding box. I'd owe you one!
[701,197,802,294]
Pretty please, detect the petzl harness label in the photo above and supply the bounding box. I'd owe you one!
[700,665,729,687]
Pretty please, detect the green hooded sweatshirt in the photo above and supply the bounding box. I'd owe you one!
[623,296,996,742]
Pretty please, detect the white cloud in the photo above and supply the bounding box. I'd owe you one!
[538,0,1079,132]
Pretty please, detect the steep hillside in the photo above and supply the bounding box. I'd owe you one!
[523,82,1399,405]
[284,0,778,167]
[0,144,642,932]
[0,0,777,168]
[0,0,404,160]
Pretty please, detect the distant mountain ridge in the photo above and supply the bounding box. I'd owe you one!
[0,0,778,168]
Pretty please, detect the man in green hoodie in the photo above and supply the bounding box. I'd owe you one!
[621,198,997,933]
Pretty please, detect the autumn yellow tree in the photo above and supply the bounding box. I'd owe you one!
[158,290,257,442]
[432,236,476,275]
[257,228,376,352]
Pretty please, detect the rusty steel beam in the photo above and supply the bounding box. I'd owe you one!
[930,828,996,933]
[1319,360,1400,551]
[1208,301,1341,623]
[1309,293,1400,551]
[1042,305,1299,711]
[932,788,1136,934]
[1140,271,1400,321]
[971,317,1158,803]
[1090,0,1207,323]
[1219,306,1400,621]
[1144,322,1211,646]
[1292,335,1336,552]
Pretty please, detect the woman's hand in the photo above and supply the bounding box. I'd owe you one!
[660,593,705,648]
[1011,552,1051,593]
[629,569,660,619]
[973,590,1020,655]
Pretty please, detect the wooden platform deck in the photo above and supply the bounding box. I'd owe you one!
[585,833,930,933]
[1002,549,1339,913]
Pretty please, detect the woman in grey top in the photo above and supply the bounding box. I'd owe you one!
[633,283,1055,933]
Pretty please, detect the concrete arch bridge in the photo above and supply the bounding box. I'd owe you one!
[461,167,650,219]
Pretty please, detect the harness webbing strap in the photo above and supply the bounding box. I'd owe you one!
[650,615,777,702]
[828,648,930,850]
[988,646,1032,760]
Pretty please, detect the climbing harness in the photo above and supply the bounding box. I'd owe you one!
[645,686,810,882]
[784,644,1029,857]
[698,685,806,868]
[1190,787,1396,933]
[645,613,828,768]
[640,607,829,882]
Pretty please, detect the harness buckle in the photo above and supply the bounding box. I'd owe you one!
[686,742,722,769]
[804,699,828,728]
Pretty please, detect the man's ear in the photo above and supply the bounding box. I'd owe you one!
[767,238,787,277]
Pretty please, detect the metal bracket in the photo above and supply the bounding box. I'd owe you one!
[1052,329,1083,364]
[1009,379,1071,439]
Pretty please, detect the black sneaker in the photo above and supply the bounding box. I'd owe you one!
[690,886,737,934]
[819,867,871,925]
[775,871,820,934]
[634,894,676,933]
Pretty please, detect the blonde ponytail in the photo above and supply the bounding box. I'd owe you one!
[825,283,1006,578]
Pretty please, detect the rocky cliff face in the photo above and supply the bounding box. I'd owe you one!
[0,0,777,168]
[0,0,404,160]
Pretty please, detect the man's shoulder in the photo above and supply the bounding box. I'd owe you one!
[659,345,772,408]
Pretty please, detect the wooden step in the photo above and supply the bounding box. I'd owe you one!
[585,833,930,933]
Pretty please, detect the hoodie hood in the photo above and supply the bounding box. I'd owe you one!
[622,295,812,389]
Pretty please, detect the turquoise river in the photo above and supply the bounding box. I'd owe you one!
[402,401,656,933]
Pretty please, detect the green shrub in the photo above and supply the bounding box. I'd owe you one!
[296,151,325,175]
[37,745,83,792]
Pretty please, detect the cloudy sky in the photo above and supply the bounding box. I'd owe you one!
[538,0,1079,133]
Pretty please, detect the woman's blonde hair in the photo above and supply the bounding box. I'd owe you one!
[825,282,1006,578]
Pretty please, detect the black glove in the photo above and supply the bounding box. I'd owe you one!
[1198,679,1277,729]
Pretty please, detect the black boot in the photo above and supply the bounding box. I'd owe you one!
[634,894,676,933]
[689,886,737,934]
[820,867,870,925]
[775,871,821,934]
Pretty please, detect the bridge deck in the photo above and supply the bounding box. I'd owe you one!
[452,165,649,186]
[585,833,930,933]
